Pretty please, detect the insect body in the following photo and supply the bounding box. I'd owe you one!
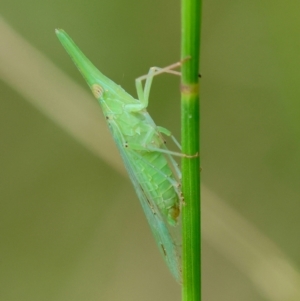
[56,29,182,282]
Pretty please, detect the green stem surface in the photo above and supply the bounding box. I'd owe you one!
[180,0,201,300]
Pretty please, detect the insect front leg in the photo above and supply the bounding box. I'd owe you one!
[135,59,189,109]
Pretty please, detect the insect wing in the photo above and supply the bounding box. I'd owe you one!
[115,140,182,283]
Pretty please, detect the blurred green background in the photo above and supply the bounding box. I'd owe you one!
[1,0,300,300]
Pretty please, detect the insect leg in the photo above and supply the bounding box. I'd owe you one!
[135,58,189,109]
[156,126,182,150]
[126,140,197,158]
[137,58,190,83]
[147,147,198,158]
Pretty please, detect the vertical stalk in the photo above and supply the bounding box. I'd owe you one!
[181,0,201,300]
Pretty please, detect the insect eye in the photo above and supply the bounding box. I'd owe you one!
[92,84,104,99]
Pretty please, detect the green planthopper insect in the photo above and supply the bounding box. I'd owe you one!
[56,29,190,283]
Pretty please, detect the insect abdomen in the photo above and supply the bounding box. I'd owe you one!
[134,151,180,226]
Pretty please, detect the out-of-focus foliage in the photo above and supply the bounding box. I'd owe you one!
[1,0,300,300]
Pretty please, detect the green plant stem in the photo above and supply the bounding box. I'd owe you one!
[181,0,201,300]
